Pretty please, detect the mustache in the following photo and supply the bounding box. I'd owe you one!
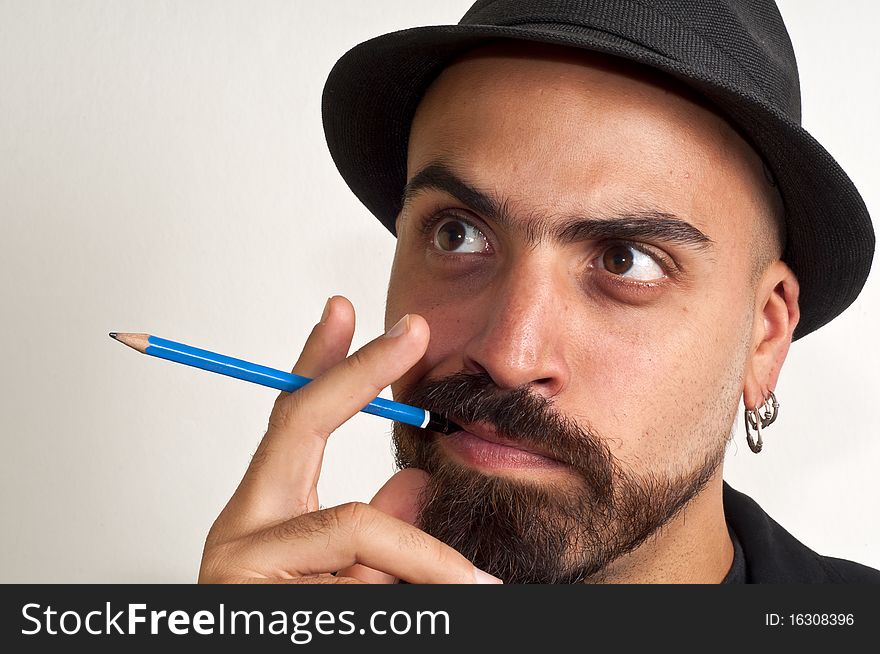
[396,371,617,500]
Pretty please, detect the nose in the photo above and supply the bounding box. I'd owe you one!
[462,258,570,398]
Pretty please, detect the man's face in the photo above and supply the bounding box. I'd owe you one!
[385,45,771,583]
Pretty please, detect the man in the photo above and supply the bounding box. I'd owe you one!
[198,1,878,583]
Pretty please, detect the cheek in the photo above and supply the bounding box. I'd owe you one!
[386,258,487,390]
[575,310,742,473]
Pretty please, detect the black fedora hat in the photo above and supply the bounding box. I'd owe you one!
[322,0,874,340]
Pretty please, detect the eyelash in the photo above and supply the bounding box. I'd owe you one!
[419,210,481,240]
[417,211,495,263]
[417,210,678,284]
[599,239,677,276]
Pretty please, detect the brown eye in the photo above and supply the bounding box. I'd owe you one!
[598,244,665,281]
[437,220,466,251]
[432,216,489,253]
[603,245,633,274]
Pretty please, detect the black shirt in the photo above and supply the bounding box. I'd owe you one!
[721,482,880,583]
[721,522,746,584]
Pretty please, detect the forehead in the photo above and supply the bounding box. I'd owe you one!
[405,44,769,244]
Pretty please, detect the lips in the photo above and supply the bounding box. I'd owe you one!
[441,420,566,471]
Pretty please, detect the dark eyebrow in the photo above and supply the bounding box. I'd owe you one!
[402,162,502,220]
[401,161,714,250]
[554,214,713,250]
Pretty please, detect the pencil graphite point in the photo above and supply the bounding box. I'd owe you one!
[109,332,118,340]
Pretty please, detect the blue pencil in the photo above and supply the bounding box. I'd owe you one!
[109,332,461,434]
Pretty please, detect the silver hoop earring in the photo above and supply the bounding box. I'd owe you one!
[745,390,779,454]
[745,406,763,453]
[759,390,779,428]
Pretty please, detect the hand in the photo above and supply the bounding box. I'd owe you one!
[197,296,502,584]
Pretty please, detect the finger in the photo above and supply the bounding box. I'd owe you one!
[339,469,429,584]
[234,313,431,526]
[289,295,355,379]
[238,501,502,584]
[211,297,355,537]
[369,468,428,525]
[284,296,355,513]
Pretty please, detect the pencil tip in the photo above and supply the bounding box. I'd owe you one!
[445,420,463,434]
[109,332,118,340]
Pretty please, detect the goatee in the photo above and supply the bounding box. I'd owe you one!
[392,372,724,583]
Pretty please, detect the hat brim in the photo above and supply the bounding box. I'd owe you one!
[322,23,875,340]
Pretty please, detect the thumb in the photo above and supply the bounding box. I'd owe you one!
[337,468,429,584]
[369,467,428,524]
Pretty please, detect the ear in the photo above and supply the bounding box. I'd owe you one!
[742,261,800,411]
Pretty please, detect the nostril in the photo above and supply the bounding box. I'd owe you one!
[463,355,489,376]
[532,377,562,398]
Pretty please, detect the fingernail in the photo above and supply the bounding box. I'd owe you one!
[385,314,410,338]
[320,297,332,324]
[473,568,503,584]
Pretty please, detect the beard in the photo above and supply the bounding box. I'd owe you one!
[392,371,726,584]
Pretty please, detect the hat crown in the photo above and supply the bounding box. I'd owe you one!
[460,0,801,121]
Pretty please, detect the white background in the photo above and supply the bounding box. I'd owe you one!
[0,0,876,582]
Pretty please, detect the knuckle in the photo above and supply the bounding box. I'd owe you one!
[204,502,253,548]
[268,391,300,431]
[272,390,291,410]
[341,348,386,398]
[247,437,274,474]
[199,541,240,583]
[335,501,372,533]
[345,347,373,374]
[204,518,230,548]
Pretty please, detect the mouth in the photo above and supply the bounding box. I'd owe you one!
[439,420,567,472]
